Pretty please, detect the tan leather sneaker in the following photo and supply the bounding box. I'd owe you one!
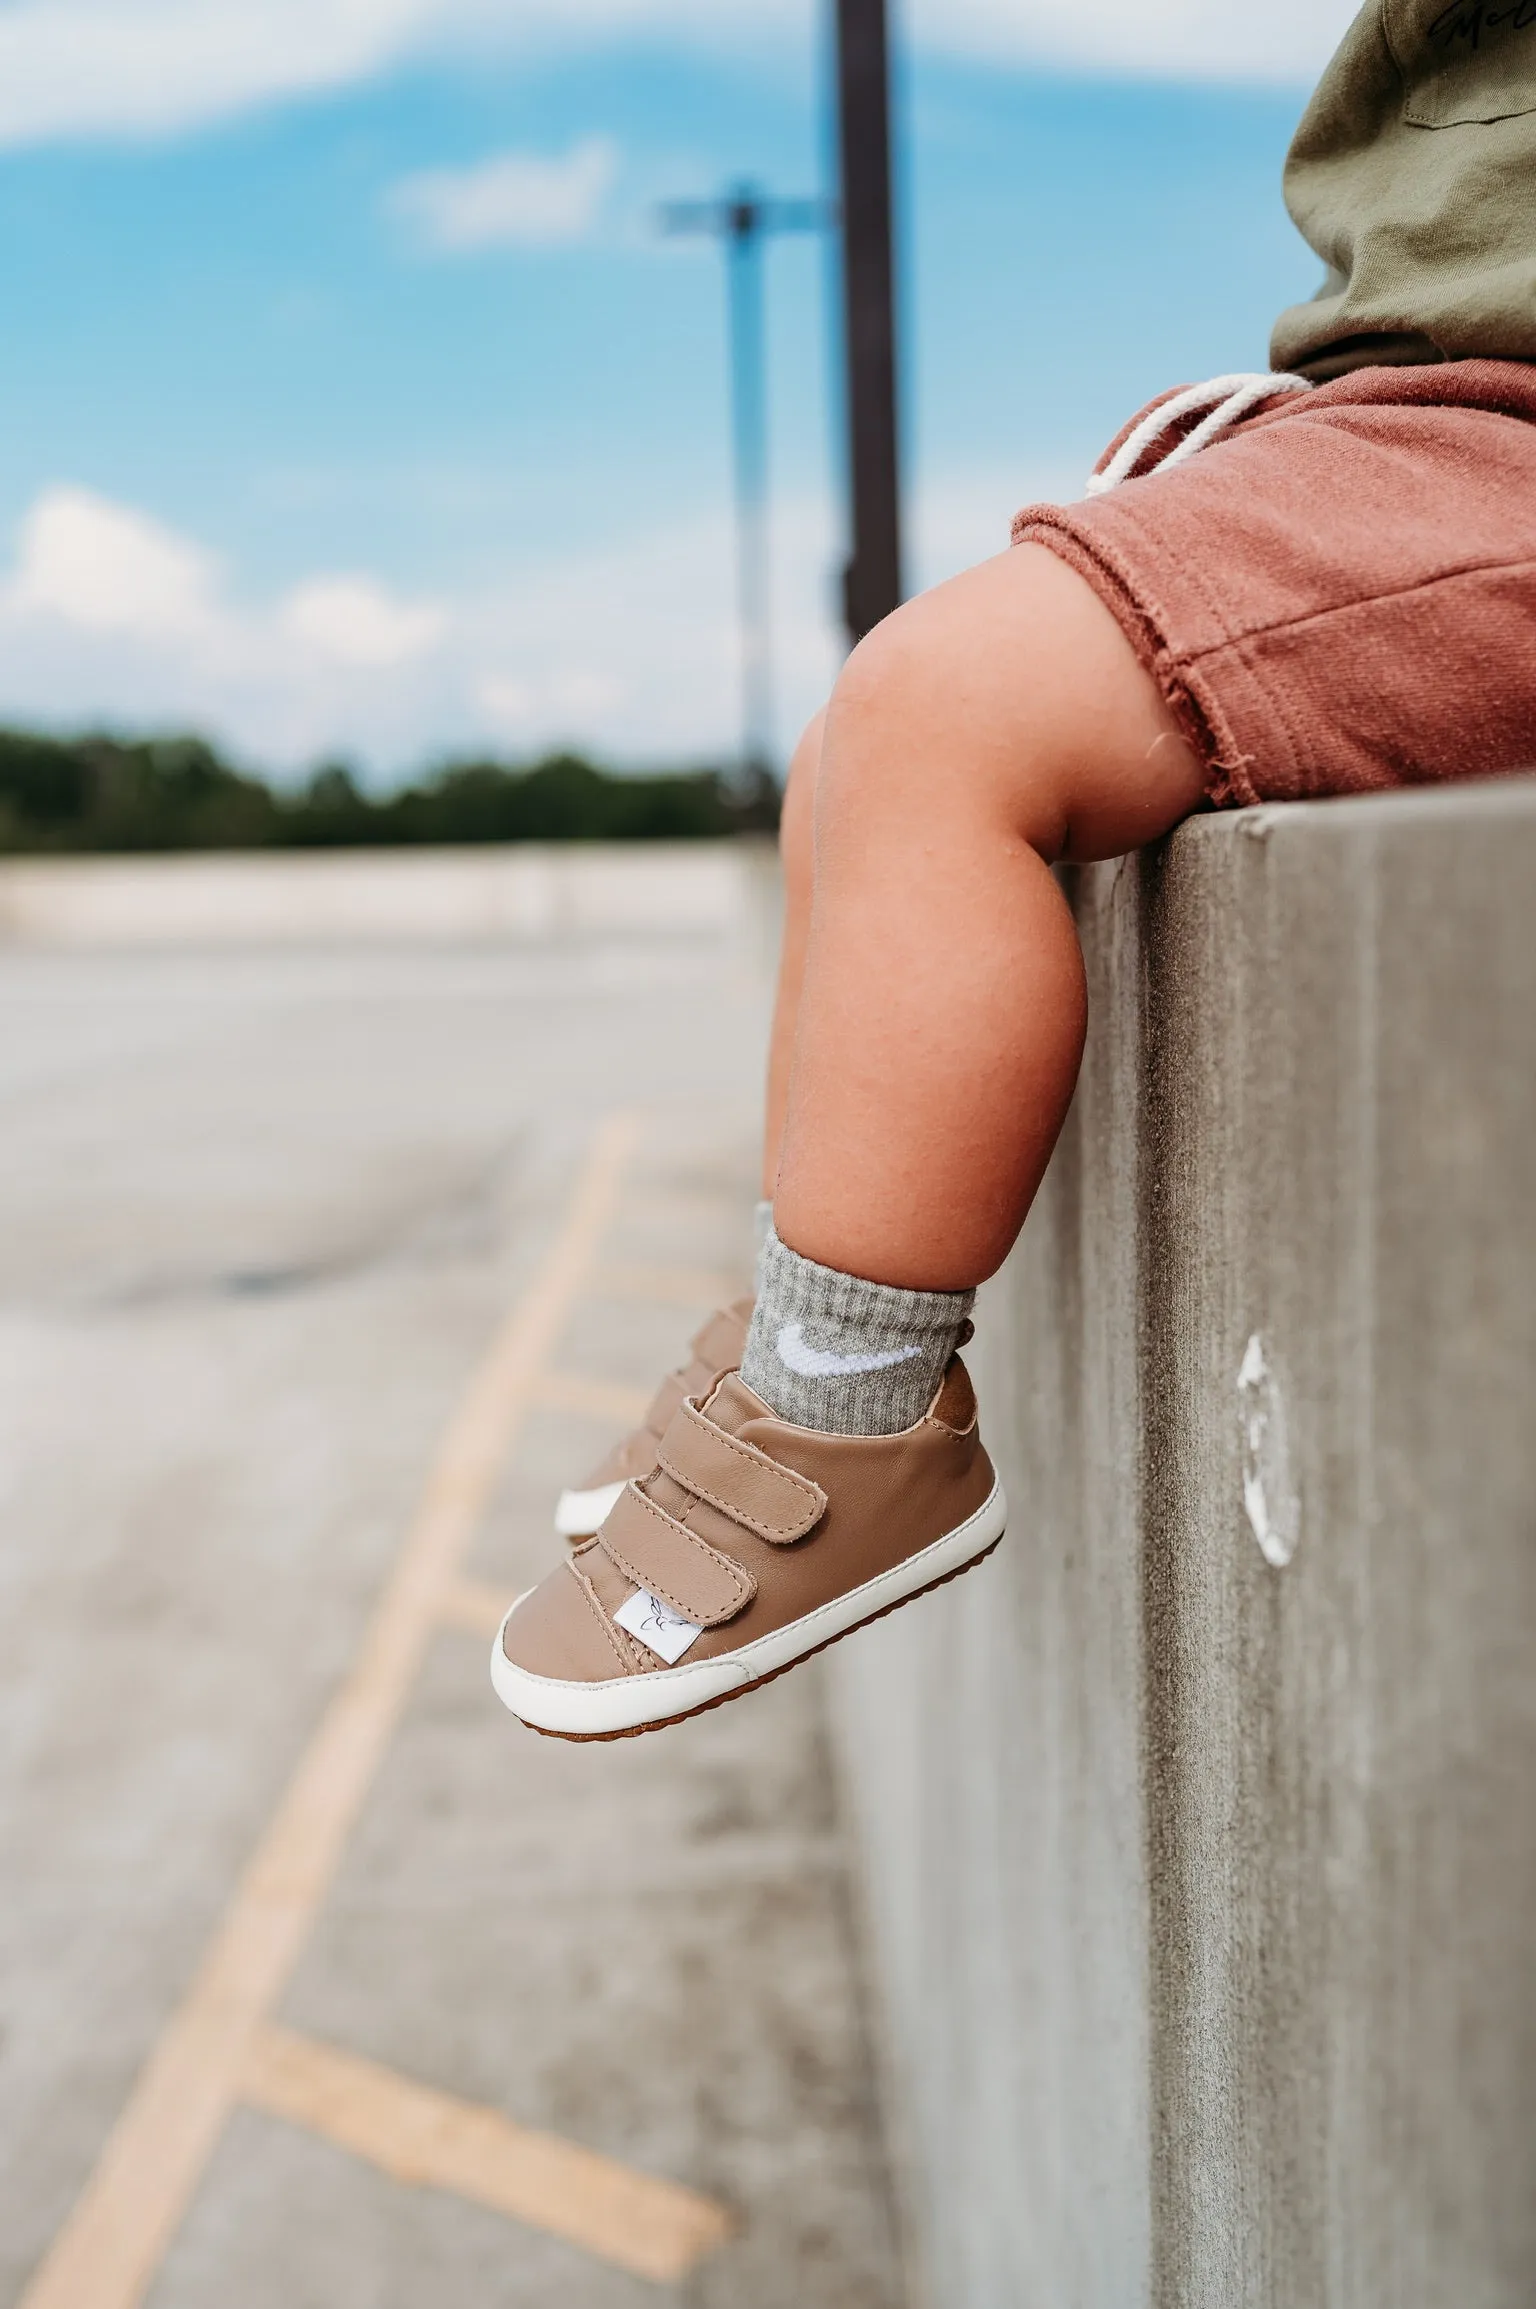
[554,1298,753,1541]
[494,1357,1005,1740]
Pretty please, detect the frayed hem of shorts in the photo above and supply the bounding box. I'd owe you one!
[1012,511,1265,810]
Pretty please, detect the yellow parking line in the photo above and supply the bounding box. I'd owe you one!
[19,1113,644,2309]
[242,2026,733,2284]
[533,1367,651,1427]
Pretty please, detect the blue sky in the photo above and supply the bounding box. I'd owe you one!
[0,1,1360,781]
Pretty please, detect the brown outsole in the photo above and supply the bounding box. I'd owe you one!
[512,1532,1004,1743]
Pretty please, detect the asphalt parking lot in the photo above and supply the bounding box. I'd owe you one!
[0,893,904,2308]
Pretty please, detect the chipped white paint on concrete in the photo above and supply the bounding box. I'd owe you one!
[1237,1331,1299,1569]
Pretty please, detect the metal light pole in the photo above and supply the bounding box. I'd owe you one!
[835,0,903,643]
[661,186,826,784]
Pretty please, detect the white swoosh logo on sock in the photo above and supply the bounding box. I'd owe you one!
[774,1322,924,1379]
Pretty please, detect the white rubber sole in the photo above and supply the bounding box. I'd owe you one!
[492,1475,1007,1740]
[553,1478,628,1540]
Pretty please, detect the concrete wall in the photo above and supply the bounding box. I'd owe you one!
[828,782,1536,2309]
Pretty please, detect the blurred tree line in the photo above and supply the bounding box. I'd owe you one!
[0,729,780,853]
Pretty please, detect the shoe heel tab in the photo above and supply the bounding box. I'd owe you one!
[929,1354,977,1434]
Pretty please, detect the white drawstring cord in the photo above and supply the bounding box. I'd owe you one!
[1085,371,1313,496]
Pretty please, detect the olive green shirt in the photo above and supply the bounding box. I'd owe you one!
[1271,0,1536,379]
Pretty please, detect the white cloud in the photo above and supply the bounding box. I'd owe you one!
[0,486,455,765]
[391,138,618,252]
[0,466,1079,776]
[0,0,796,151]
[0,0,1364,152]
[905,0,1360,80]
[8,487,219,637]
[0,0,435,149]
[282,575,446,664]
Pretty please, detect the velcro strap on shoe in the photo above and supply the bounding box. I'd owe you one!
[656,1399,826,1545]
[598,1481,756,1628]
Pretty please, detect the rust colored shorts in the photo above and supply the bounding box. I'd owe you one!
[1012,359,1536,809]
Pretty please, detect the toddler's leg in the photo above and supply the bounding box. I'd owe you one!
[546,723,824,1553]
[762,707,823,1201]
[494,546,1206,1739]
[773,544,1204,1292]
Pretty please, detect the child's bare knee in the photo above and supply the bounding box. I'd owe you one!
[821,582,1067,849]
[821,601,964,817]
[821,551,1200,861]
[829,603,939,740]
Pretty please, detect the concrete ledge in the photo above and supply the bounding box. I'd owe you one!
[829,779,1536,2309]
[0,841,761,946]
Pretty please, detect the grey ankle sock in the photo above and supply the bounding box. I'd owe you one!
[742,1226,974,1436]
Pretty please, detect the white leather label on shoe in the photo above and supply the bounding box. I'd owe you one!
[614,1587,704,1665]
